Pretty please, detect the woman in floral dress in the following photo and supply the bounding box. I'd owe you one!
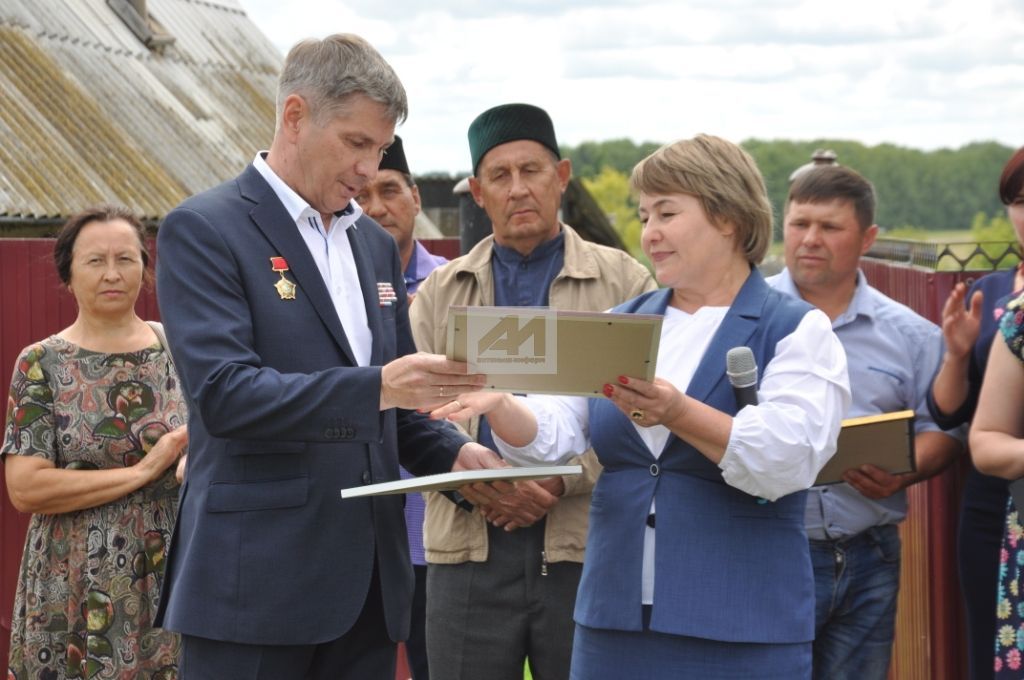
[2,206,188,679]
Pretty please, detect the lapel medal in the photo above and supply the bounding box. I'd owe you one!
[270,256,297,300]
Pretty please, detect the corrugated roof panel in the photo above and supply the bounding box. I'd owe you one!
[150,0,282,72]
[0,0,280,222]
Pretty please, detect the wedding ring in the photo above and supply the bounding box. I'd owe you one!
[630,409,645,422]
[453,400,463,409]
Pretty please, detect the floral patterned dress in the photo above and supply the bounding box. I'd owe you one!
[995,292,1024,676]
[2,336,186,680]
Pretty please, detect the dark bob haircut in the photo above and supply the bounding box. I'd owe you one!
[54,205,150,286]
[999,146,1024,205]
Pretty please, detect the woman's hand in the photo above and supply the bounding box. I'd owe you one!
[175,453,188,483]
[138,425,188,484]
[604,375,687,428]
[427,391,510,423]
[941,282,983,360]
[6,424,190,514]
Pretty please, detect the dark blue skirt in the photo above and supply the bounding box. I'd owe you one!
[570,622,811,679]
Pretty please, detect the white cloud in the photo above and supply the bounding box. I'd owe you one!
[239,0,1024,174]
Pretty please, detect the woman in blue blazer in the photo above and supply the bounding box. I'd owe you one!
[440,135,851,678]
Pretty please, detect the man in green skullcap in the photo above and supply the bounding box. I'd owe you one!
[410,103,656,680]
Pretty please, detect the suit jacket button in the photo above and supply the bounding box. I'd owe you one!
[649,463,659,476]
[362,471,372,484]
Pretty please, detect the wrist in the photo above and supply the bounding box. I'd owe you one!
[665,393,689,427]
[942,349,970,366]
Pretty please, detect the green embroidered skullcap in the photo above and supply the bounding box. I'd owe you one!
[468,103,560,174]
[379,135,410,175]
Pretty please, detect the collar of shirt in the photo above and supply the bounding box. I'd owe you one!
[491,230,565,267]
[404,244,420,286]
[770,268,876,330]
[491,231,566,308]
[252,152,363,232]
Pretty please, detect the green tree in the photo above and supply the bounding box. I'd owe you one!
[563,139,660,178]
[563,138,1014,237]
[582,166,646,262]
[971,210,1014,242]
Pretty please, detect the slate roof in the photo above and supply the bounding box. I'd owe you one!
[0,0,281,223]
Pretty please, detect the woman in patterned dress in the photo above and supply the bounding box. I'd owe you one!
[2,206,188,679]
[969,161,1024,677]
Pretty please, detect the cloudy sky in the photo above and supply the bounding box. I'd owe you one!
[239,0,1024,175]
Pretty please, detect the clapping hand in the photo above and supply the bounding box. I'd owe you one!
[941,283,983,360]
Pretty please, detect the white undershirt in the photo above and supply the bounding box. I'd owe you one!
[253,153,372,366]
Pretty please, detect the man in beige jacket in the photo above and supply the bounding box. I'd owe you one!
[410,102,656,680]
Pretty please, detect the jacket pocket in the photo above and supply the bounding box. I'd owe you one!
[225,440,307,456]
[207,476,308,512]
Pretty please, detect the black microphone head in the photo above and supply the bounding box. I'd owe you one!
[726,346,758,388]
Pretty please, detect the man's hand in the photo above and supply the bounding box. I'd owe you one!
[480,477,564,531]
[451,441,509,508]
[842,464,908,500]
[452,441,506,472]
[380,352,486,411]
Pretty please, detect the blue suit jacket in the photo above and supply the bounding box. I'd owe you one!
[577,271,818,643]
[154,165,469,645]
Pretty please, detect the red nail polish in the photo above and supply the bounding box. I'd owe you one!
[602,384,613,397]
[618,375,629,385]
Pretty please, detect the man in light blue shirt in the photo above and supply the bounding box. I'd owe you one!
[768,165,965,680]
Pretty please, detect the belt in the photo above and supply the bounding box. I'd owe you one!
[646,513,656,529]
[807,524,898,546]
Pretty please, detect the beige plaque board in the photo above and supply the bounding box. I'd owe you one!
[446,306,662,397]
[814,410,916,486]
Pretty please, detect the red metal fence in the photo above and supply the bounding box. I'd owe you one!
[0,237,988,676]
[860,261,974,680]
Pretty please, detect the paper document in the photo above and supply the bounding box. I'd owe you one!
[340,465,583,498]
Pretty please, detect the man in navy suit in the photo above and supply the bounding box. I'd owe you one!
[155,33,501,680]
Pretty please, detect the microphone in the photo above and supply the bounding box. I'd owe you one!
[726,346,758,410]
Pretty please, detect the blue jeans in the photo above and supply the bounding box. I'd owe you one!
[809,524,901,680]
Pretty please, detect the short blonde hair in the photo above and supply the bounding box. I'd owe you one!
[630,134,772,264]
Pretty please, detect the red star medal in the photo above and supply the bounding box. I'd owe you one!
[270,256,296,300]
